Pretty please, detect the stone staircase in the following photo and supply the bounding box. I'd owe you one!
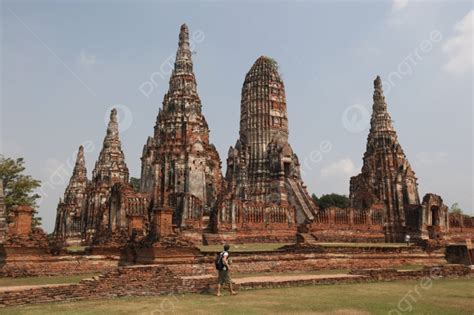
[287,178,316,220]
[296,233,319,244]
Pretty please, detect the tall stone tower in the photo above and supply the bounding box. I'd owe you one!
[221,56,317,229]
[350,76,420,242]
[82,109,130,239]
[53,145,88,242]
[0,180,7,243]
[140,24,222,233]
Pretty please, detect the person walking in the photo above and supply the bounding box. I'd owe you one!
[216,244,237,297]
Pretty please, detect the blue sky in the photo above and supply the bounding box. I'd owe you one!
[1,0,472,232]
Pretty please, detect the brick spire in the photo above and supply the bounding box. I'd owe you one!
[368,76,396,138]
[350,75,421,242]
[103,108,120,148]
[240,56,289,177]
[53,145,89,238]
[92,108,129,185]
[140,24,222,231]
[222,56,317,224]
[64,145,88,203]
[159,24,200,117]
[174,23,193,75]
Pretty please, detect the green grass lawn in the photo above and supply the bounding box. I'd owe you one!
[395,264,425,271]
[0,273,100,287]
[64,245,88,253]
[2,278,473,314]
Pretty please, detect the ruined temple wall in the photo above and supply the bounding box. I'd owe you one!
[135,246,447,277]
[0,253,118,277]
[303,207,385,242]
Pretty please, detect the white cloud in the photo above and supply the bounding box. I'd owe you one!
[320,159,358,178]
[415,152,448,166]
[78,49,98,66]
[386,0,410,28]
[392,0,409,12]
[442,10,474,75]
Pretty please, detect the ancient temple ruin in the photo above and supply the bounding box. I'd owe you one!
[349,76,450,242]
[139,24,222,240]
[53,146,88,244]
[214,56,317,242]
[53,110,150,248]
[81,109,130,242]
[50,25,471,247]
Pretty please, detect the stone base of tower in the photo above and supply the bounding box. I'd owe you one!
[134,243,201,265]
[384,226,406,243]
[214,200,298,244]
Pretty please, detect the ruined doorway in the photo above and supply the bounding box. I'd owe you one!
[284,161,291,177]
[109,195,120,231]
[431,206,439,226]
[428,205,441,240]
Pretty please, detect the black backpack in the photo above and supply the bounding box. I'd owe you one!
[214,251,226,270]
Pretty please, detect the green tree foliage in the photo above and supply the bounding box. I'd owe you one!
[312,193,350,210]
[0,156,42,227]
[449,203,463,215]
[129,177,141,193]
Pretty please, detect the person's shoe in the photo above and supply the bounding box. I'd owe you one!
[217,293,222,297]
[231,291,237,295]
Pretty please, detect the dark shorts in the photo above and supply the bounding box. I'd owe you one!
[218,269,231,285]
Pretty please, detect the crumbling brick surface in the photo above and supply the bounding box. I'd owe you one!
[0,254,118,277]
[139,24,223,237]
[0,264,469,308]
[214,56,317,241]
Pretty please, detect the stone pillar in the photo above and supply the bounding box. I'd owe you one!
[12,205,33,237]
[231,202,237,230]
[154,206,174,238]
[349,208,354,228]
[328,208,336,228]
[367,209,373,228]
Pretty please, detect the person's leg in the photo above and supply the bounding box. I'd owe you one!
[229,282,236,294]
[217,283,222,296]
[227,272,236,294]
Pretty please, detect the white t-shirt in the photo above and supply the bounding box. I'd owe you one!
[221,251,229,270]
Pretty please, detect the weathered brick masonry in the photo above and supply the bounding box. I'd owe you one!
[0,254,118,278]
[0,264,470,308]
[135,245,447,276]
